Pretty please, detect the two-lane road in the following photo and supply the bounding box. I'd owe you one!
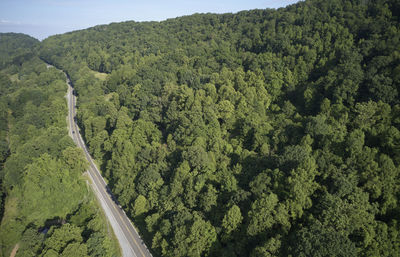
[63,70,152,257]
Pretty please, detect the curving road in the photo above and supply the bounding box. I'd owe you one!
[60,67,152,257]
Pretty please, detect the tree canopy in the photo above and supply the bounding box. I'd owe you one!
[0,33,120,257]
[38,0,400,256]
[1,0,400,256]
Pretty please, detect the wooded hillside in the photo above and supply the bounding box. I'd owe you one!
[0,33,120,257]
[2,0,400,256]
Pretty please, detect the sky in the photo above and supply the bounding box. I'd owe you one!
[0,0,300,40]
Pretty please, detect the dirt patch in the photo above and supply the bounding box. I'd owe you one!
[9,243,19,257]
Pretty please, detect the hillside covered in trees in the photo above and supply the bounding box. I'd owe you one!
[0,33,120,257]
[1,0,400,256]
[38,0,400,256]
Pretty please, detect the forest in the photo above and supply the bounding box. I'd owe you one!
[1,0,400,256]
[39,0,400,256]
[0,33,120,257]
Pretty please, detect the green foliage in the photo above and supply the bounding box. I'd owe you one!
[44,224,83,253]
[133,195,148,217]
[171,213,217,257]
[0,34,120,257]
[62,147,89,175]
[247,193,290,236]
[0,33,38,69]
[16,228,44,257]
[59,243,88,257]
[26,0,400,256]
[21,154,85,224]
[291,220,358,257]
[221,205,242,240]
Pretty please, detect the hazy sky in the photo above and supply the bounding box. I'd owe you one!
[0,0,300,40]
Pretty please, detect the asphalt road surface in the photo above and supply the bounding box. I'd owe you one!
[59,66,152,257]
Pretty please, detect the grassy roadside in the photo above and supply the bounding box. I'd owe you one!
[83,172,122,257]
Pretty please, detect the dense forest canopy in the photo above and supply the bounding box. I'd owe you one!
[0,33,39,70]
[38,0,400,256]
[0,0,399,256]
[0,34,120,257]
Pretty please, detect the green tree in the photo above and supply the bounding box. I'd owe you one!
[21,154,84,224]
[222,204,243,241]
[172,213,217,257]
[44,224,83,253]
[247,193,290,236]
[133,195,149,217]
